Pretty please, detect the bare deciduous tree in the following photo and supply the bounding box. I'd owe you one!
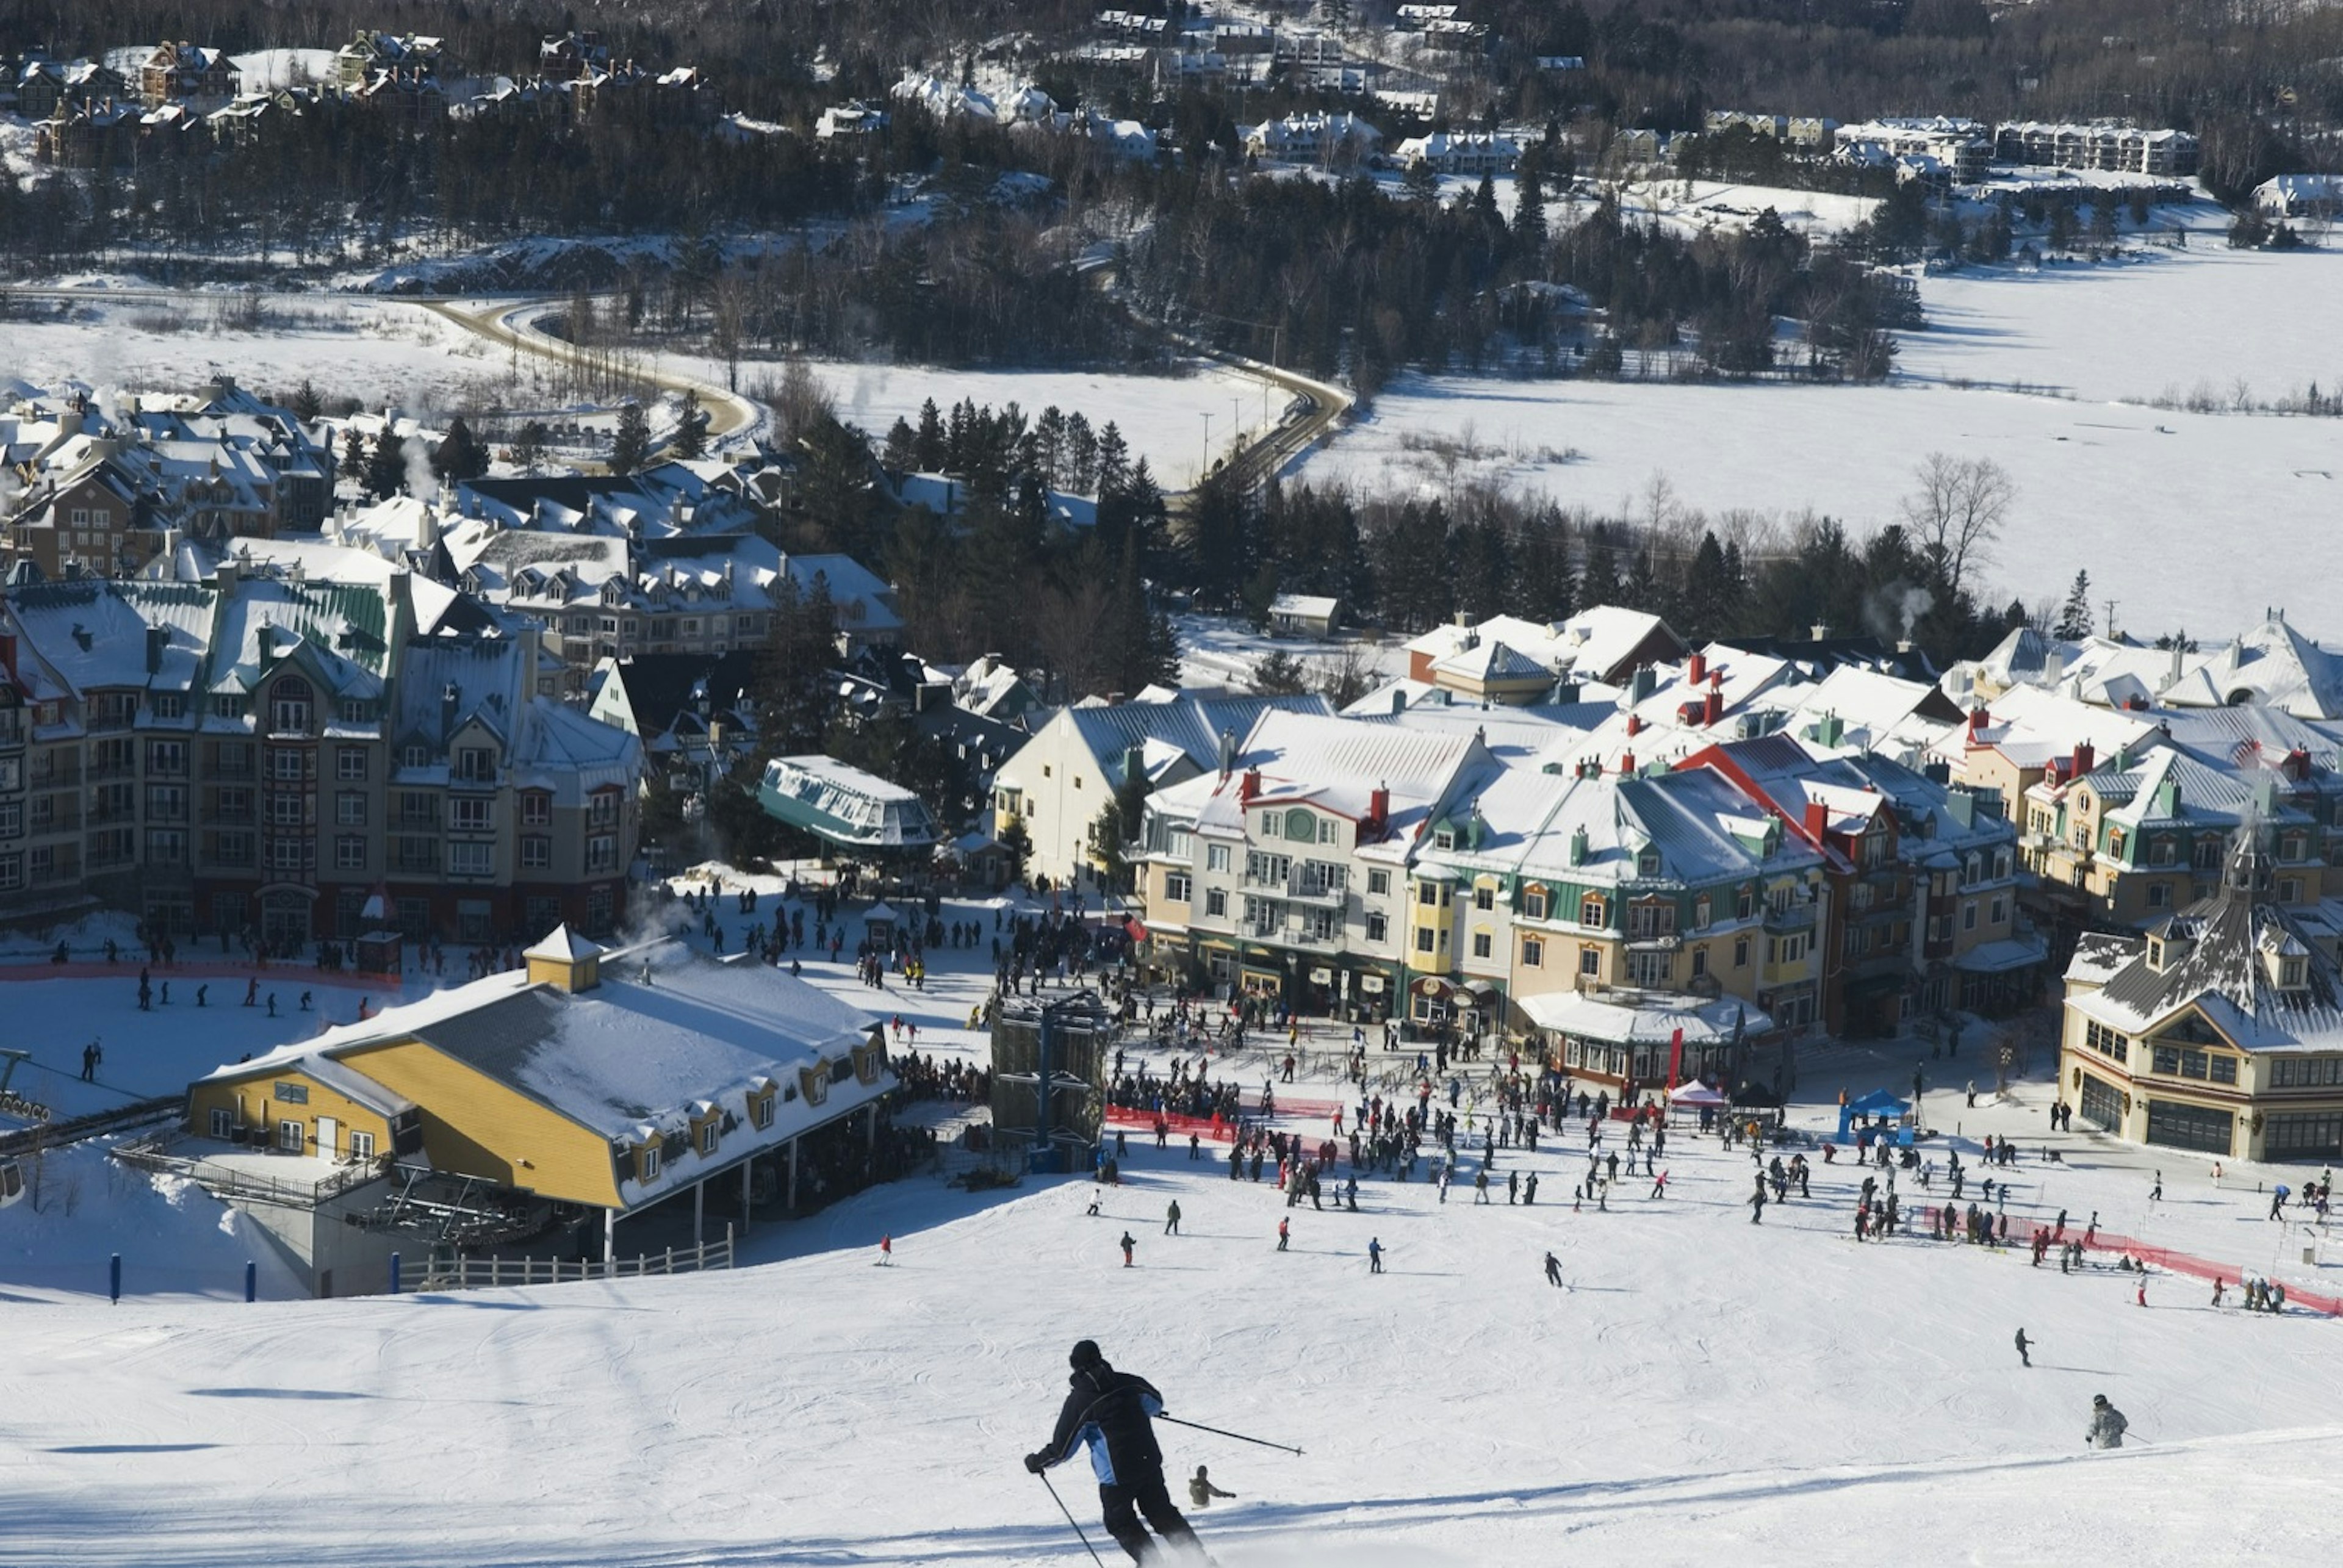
[1900,453,2014,603]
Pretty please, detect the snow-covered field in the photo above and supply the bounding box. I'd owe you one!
[2,879,2340,1564]
[788,358,1281,486]
[1305,375,2336,635]
[1300,239,2343,635]
[1900,245,2343,405]
[3,295,523,415]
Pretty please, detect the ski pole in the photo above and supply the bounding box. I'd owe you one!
[1037,1470,1109,1568]
[1157,1414,1304,1455]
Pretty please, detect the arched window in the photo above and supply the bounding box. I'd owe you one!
[268,676,313,734]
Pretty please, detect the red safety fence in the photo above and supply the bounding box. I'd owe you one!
[1104,1092,1349,1142]
[1104,1106,1239,1145]
[1912,1206,2343,1317]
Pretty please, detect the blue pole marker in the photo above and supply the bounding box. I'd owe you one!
[109,1253,121,1304]
[390,1251,401,1295]
[245,1260,257,1303]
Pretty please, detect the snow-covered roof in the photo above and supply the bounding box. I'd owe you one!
[1518,988,1770,1046]
[2070,839,2343,1051]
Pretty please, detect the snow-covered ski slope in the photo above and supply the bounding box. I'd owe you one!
[4,877,2341,1564]
[2,1126,2335,1566]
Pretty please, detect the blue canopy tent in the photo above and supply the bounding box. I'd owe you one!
[1838,1088,1913,1144]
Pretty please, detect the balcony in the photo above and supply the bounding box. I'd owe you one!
[87,761,137,783]
[1285,869,1348,905]
[1763,902,1816,934]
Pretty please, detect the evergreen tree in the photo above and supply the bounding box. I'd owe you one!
[912,398,946,470]
[430,415,488,483]
[363,430,408,501]
[1579,525,1619,607]
[290,379,323,423]
[883,417,918,471]
[1513,160,1548,262]
[339,426,367,483]
[609,402,653,476]
[2054,570,2094,640]
[672,390,708,460]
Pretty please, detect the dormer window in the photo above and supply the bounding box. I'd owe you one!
[1433,828,1454,851]
[1637,849,1661,877]
[2148,939,2164,969]
[2282,957,2306,990]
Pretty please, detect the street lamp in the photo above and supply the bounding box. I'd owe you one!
[1200,411,1212,480]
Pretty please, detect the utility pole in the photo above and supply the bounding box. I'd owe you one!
[2101,598,2118,639]
[1200,411,1212,483]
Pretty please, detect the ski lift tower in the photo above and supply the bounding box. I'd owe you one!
[990,990,1111,1175]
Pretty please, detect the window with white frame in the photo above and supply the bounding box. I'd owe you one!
[449,841,493,876]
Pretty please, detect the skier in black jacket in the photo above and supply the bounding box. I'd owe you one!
[1026,1339,1201,1562]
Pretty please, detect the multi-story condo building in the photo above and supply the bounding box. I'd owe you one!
[2062,835,2343,1162]
[0,559,639,945]
[1133,711,1495,1021]
[1690,737,2041,1031]
[1417,763,1833,1048]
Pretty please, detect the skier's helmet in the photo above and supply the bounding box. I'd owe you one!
[1070,1339,1105,1371]
[2093,1394,2109,1407]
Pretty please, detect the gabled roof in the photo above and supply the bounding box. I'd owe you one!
[1057,691,1333,780]
[2080,837,2343,1049]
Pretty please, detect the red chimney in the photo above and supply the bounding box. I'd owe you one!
[2073,743,2095,777]
[1804,800,1830,843]
[1239,768,1261,804]
[1625,712,1642,738]
[1368,785,1390,830]
[1686,650,1707,686]
[1704,686,1723,727]
[1968,706,1988,735]
[1618,752,1635,775]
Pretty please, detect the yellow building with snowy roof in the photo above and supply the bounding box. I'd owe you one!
[184,926,892,1268]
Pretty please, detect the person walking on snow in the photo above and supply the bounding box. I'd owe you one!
[1367,1237,1384,1273]
[2014,1328,2031,1367]
[1026,1340,1202,1565]
[2150,1170,2163,1203]
[1119,1232,1136,1267]
[879,1234,892,1265]
[1164,1201,1181,1237]
[1276,1217,1289,1252]
[1544,1251,1564,1288]
[2086,1394,2128,1449]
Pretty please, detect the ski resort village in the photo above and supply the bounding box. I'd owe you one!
[9,0,2343,1563]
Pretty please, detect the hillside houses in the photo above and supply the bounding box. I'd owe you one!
[1391,131,1519,176]
[1242,112,1381,164]
[139,42,238,109]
